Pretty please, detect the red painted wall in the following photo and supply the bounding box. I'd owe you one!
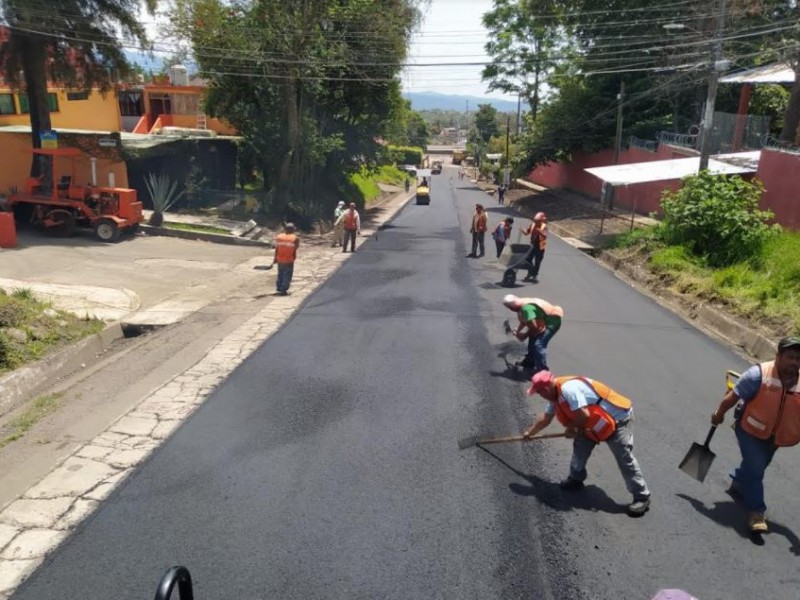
[528,144,700,217]
[757,148,800,229]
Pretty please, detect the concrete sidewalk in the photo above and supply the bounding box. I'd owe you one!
[0,188,414,598]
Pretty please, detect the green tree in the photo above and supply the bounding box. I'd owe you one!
[482,0,564,119]
[474,103,500,143]
[385,99,430,148]
[0,0,156,179]
[171,0,421,223]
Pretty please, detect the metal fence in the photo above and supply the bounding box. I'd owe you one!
[656,112,771,155]
[762,134,800,156]
[656,130,698,149]
[627,136,658,153]
[708,111,771,154]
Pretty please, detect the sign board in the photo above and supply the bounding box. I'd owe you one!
[98,138,117,148]
[40,130,58,149]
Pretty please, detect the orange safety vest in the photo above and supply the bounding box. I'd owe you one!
[740,361,800,447]
[530,223,547,250]
[473,212,487,232]
[343,211,358,230]
[554,376,632,443]
[274,232,298,264]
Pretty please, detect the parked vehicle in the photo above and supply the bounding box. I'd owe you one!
[5,148,142,242]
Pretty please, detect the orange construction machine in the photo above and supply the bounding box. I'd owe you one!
[4,148,143,242]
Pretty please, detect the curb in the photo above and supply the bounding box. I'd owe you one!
[139,224,272,248]
[0,322,125,418]
[0,187,419,599]
[496,185,778,362]
[595,249,777,360]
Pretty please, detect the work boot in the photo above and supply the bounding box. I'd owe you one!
[748,512,769,533]
[627,496,651,517]
[559,477,585,491]
[516,358,538,369]
[726,481,742,502]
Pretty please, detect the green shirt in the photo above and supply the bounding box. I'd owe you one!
[520,303,561,327]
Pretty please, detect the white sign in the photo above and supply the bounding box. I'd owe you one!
[98,138,117,148]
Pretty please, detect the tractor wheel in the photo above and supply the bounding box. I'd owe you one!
[94,218,121,243]
[44,209,76,238]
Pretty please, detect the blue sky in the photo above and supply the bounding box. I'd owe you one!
[402,0,508,99]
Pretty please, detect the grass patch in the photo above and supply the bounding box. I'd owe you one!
[374,165,410,186]
[0,289,104,375]
[349,166,412,205]
[350,169,382,203]
[0,393,62,448]
[618,228,800,333]
[164,221,231,235]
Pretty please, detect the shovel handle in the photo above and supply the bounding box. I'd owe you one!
[703,425,717,448]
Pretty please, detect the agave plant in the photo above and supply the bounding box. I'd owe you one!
[145,173,185,227]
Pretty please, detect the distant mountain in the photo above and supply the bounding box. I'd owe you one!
[403,92,522,112]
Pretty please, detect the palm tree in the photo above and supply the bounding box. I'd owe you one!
[0,0,156,180]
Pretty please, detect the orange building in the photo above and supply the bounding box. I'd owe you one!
[0,67,236,137]
[119,69,237,136]
[0,88,122,132]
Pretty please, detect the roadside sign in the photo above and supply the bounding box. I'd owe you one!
[98,138,117,148]
[40,130,58,149]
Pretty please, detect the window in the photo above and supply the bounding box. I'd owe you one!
[67,91,89,101]
[18,93,59,114]
[0,93,15,115]
[118,90,144,116]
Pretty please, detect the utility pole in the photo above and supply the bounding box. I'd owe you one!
[505,115,511,167]
[699,0,727,171]
[613,81,625,164]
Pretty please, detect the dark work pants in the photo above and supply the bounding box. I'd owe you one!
[524,246,545,278]
[276,263,294,293]
[495,240,506,258]
[471,231,485,257]
[343,229,357,252]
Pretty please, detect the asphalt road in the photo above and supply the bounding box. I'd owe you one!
[12,166,800,600]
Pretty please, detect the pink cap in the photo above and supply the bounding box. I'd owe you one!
[534,212,546,222]
[527,370,554,395]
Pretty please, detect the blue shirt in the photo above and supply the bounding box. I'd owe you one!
[545,379,632,423]
[733,365,762,403]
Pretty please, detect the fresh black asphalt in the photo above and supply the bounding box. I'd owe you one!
[12,165,800,600]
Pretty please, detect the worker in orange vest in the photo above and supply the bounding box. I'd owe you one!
[521,211,548,282]
[341,202,361,253]
[711,336,800,533]
[525,370,652,517]
[273,222,300,295]
[467,203,488,258]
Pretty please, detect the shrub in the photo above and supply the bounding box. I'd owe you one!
[660,172,776,267]
[385,145,424,166]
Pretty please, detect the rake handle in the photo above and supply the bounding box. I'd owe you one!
[479,432,568,445]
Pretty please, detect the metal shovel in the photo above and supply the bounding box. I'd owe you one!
[679,426,717,482]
